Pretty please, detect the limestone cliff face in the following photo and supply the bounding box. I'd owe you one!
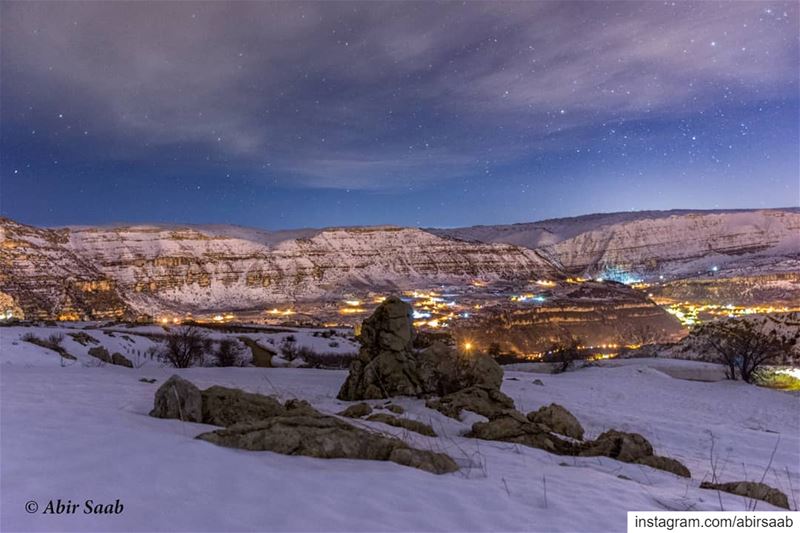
[434,209,800,279]
[545,210,800,277]
[1,219,559,318]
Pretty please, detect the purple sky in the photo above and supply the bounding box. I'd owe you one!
[1,1,798,229]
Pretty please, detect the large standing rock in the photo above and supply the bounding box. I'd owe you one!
[579,430,653,462]
[337,297,424,400]
[426,385,515,420]
[700,481,789,509]
[149,375,203,423]
[338,297,509,404]
[201,386,287,426]
[527,403,585,440]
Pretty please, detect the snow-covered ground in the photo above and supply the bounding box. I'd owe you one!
[0,324,359,370]
[1,329,798,532]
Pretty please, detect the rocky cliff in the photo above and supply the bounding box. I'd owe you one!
[0,218,559,319]
[434,209,799,280]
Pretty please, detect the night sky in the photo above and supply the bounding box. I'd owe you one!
[1,1,798,229]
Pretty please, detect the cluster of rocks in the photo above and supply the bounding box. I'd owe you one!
[336,297,691,478]
[337,296,513,420]
[467,403,691,478]
[87,346,133,368]
[149,375,457,475]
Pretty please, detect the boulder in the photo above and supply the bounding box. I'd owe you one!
[579,430,653,462]
[467,410,577,455]
[532,379,544,386]
[201,385,287,427]
[388,447,459,475]
[385,403,405,414]
[527,403,584,440]
[367,413,437,437]
[426,385,515,420]
[338,402,373,418]
[87,346,111,363]
[635,455,691,478]
[149,375,203,423]
[196,414,457,475]
[111,352,133,368]
[417,342,503,395]
[699,481,789,510]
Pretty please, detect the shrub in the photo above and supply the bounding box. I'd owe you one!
[156,325,208,368]
[214,339,246,367]
[280,336,298,361]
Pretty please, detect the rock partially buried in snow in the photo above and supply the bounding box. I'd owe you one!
[338,402,373,418]
[578,430,653,462]
[467,410,576,455]
[635,455,691,478]
[149,375,203,423]
[366,413,437,437]
[196,415,457,475]
[426,385,515,420]
[111,352,133,368]
[699,481,789,509]
[201,386,287,427]
[467,405,692,477]
[527,403,584,440]
[149,377,459,475]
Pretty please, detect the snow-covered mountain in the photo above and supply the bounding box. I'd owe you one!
[0,218,558,319]
[434,208,800,279]
[1,208,796,320]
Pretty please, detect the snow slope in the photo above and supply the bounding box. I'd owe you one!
[2,337,797,532]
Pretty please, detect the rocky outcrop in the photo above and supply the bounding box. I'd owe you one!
[366,413,437,437]
[149,375,203,423]
[467,405,691,477]
[425,386,515,420]
[467,410,576,455]
[338,297,508,404]
[527,403,584,440]
[417,341,503,395]
[148,376,458,475]
[700,481,789,510]
[201,386,287,426]
[197,415,457,474]
[337,297,423,400]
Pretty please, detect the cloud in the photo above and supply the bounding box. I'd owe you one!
[1,1,797,189]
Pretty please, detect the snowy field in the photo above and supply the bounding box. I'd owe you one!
[1,327,798,532]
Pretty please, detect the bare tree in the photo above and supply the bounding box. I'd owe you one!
[692,318,798,383]
[542,337,583,373]
[157,325,208,368]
